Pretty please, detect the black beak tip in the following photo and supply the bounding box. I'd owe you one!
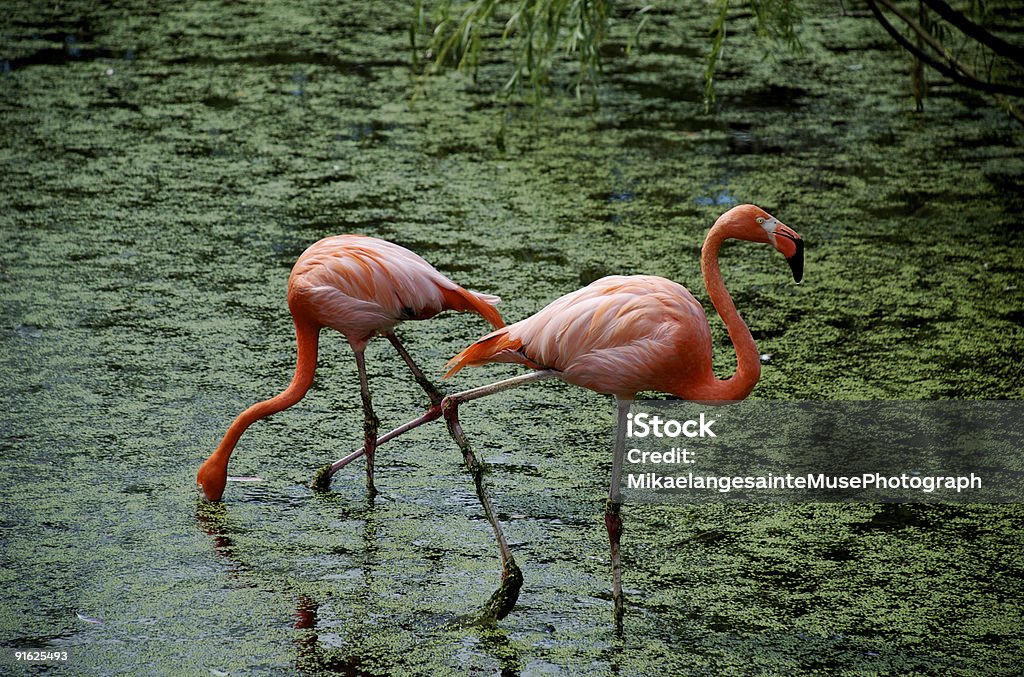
[787,239,804,284]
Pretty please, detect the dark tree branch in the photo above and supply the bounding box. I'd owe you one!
[866,0,1024,125]
[920,0,1024,65]
[866,0,1024,97]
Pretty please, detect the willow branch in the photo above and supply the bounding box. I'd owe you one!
[920,0,1024,65]
[867,0,1024,97]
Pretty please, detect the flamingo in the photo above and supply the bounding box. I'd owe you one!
[196,235,504,502]
[435,204,803,625]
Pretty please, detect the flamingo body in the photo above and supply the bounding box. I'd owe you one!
[290,235,502,350]
[445,275,713,398]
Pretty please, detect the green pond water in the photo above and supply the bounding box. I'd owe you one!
[2,1,1023,674]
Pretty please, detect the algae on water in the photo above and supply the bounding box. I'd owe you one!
[1,1,1022,674]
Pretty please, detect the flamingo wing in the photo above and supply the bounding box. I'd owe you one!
[289,235,501,345]
[446,275,712,397]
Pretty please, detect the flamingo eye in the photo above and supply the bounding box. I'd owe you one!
[756,216,765,224]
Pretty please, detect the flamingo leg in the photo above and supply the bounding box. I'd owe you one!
[437,369,560,621]
[441,395,521,621]
[606,397,630,631]
[386,332,443,407]
[445,369,560,403]
[312,408,443,490]
[312,370,557,490]
[354,349,379,496]
[312,334,445,491]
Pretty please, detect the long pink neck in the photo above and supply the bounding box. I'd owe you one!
[684,227,761,401]
[205,316,320,472]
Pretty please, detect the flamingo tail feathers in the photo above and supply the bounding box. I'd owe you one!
[444,331,523,378]
[441,286,505,330]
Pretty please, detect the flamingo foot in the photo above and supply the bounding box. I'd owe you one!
[479,556,524,623]
[310,464,334,492]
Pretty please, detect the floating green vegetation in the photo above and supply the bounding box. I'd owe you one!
[1,0,1022,674]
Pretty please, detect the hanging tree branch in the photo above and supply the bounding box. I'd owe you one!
[865,0,1024,124]
[919,0,1024,65]
[866,0,1024,97]
[411,1,1022,125]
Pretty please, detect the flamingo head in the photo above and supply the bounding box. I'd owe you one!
[717,204,803,283]
[196,459,227,502]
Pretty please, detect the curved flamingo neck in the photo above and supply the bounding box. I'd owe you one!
[684,226,761,402]
[199,316,321,497]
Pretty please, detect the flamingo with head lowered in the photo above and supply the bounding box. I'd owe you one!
[196,235,504,502]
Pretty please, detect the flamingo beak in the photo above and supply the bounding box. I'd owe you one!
[787,238,804,284]
[769,223,803,284]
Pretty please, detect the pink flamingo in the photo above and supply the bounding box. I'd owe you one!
[436,204,803,624]
[196,235,504,502]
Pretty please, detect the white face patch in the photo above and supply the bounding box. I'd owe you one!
[760,216,779,243]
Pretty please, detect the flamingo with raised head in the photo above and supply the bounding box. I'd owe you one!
[196,235,504,502]
[437,204,803,625]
